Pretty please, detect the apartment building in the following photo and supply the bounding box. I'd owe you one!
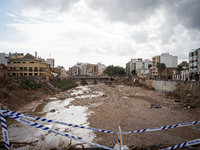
[189,48,200,80]
[46,58,55,69]
[126,58,151,76]
[151,53,177,78]
[7,53,51,81]
[69,62,100,77]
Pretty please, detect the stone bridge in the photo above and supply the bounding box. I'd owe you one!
[74,77,109,85]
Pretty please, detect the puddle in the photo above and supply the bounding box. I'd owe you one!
[3,86,97,150]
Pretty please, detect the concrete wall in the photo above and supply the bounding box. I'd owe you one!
[139,79,200,96]
[139,79,176,92]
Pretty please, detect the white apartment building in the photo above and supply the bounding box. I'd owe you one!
[46,58,55,69]
[126,58,151,76]
[160,53,177,68]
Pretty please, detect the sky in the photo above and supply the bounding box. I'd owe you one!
[0,0,200,69]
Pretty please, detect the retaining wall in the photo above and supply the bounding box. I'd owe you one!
[139,79,200,96]
[139,79,176,92]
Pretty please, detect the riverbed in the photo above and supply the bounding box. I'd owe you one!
[1,83,200,149]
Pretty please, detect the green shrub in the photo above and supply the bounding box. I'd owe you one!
[21,79,42,90]
[172,90,186,99]
[53,79,78,91]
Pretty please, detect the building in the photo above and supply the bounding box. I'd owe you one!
[151,53,177,79]
[0,53,9,66]
[7,53,51,81]
[189,48,200,80]
[46,58,55,69]
[126,58,151,76]
[69,62,100,77]
[97,62,106,76]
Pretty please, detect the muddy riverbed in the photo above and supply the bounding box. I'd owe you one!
[1,83,200,149]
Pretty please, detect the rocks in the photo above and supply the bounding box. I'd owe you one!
[50,109,56,112]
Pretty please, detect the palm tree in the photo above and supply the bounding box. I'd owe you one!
[156,62,166,79]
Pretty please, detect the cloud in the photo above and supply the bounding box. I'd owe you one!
[19,0,80,12]
[131,30,148,43]
[88,0,161,24]
[7,13,18,18]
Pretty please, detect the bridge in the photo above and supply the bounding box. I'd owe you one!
[73,76,109,85]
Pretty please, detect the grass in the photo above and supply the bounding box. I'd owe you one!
[53,79,78,91]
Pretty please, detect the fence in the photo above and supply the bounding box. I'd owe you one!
[0,109,200,150]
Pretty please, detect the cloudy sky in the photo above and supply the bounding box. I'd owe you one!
[0,0,200,69]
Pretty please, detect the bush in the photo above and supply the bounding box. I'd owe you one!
[53,79,78,91]
[21,79,42,90]
[172,90,186,99]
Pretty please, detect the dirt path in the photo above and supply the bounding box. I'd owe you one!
[70,83,200,148]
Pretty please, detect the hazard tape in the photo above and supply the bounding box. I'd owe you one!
[0,109,117,135]
[1,109,200,150]
[5,113,113,150]
[160,138,200,150]
[0,112,10,150]
[122,121,200,134]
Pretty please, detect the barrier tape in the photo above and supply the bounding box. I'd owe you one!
[0,112,10,150]
[0,109,117,135]
[160,138,200,150]
[122,121,200,134]
[1,109,200,150]
[5,113,113,150]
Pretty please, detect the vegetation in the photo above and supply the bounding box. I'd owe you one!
[103,65,125,77]
[131,69,136,76]
[177,66,183,74]
[21,79,42,90]
[172,90,187,99]
[156,62,166,77]
[53,78,78,91]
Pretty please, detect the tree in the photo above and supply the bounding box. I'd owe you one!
[103,65,118,77]
[156,62,166,78]
[118,68,126,76]
[177,66,183,74]
[131,70,136,76]
[103,65,125,77]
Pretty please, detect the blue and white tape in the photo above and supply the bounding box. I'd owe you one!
[0,109,117,135]
[0,112,10,150]
[6,113,113,150]
[122,121,200,134]
[160,138,200,150]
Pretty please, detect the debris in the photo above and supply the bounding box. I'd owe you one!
[102,94,107,97]
[151,104,162,108]
[113,143,129,150]
[50,109,56,112]
[175,100,181,102]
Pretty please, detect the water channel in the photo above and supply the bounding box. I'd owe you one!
[4,86,104,150]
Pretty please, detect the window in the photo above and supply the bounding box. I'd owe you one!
[30,62,35,63]
[13,73,16,76]
[14,67,16,70]
[34,67,38,71]
[20,67,23,70]
[22,62,26,63]
[24,73,27,76]
[20,73,23,76]
[29,67,32,71]
[24,67,27,70]
[34,73,38,76]
[29,73,32,76]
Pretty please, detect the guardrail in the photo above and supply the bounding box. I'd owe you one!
[0,109,199,150]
